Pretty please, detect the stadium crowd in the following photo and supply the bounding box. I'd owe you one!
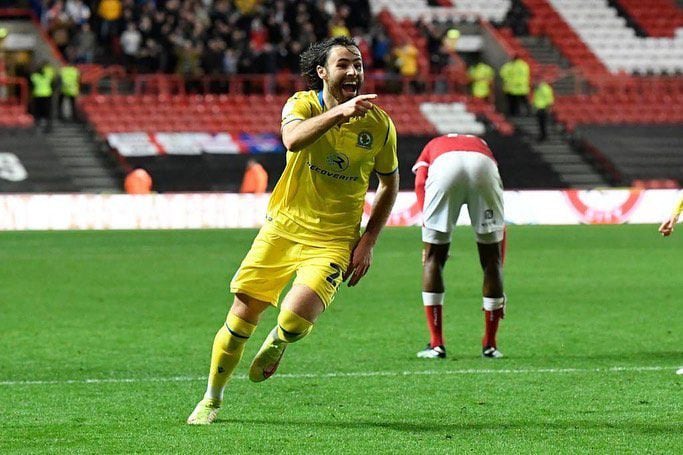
[38,0,414,75]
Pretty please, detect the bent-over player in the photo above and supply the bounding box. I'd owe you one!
[413,134,507,359]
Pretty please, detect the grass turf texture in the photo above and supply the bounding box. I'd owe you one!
[1,225,681,453]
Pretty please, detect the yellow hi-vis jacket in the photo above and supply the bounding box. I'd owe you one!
[468,62,494,98]
[533,82,555,110]
[500,58,530,95]
[30,69,54,97]
[60,66,80,97]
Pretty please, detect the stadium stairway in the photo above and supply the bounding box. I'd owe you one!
[502,30,613,187]
[508,115,609,188]
[516,36,577,95]
[43,120,122,192]
[517,36,568,69]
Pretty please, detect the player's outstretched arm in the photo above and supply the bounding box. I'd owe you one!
[659,215,678,236]
[344,171,399,287]
[659,196,683,237]
[282,94,377,152]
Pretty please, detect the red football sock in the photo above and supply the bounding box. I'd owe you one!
[424,305,444,347]
[482,308,504,348]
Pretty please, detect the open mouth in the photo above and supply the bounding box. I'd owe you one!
[341,81,358,97]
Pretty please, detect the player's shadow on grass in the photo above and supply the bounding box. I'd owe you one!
[218,418,679,435]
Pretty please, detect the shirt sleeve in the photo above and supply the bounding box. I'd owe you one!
[673,195,683,217]
[412,141,432,210]
[414,166,427,211]
[373,116,398,175]
[281,93,311,128]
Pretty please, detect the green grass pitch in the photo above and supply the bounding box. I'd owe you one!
[1,225,681,453]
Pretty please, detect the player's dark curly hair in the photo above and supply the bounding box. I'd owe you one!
[300,36,360,90]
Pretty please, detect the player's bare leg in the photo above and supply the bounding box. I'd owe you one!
[249,285,324,382]
[187,294,270,425]
[477,241,505,358]
[417,242,449,359]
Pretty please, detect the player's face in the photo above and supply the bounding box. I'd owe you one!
[321,45,364,103]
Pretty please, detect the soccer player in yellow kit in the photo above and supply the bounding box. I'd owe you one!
[187,36,399,425]
[658,194,683,237]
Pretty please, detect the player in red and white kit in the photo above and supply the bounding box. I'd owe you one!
[413,134,507,359]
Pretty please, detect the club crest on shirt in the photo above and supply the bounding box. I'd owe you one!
[326,152,349,171]
[357,131,373,149]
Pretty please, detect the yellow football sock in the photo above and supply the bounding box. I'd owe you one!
[275,309,313,343]
[204,313,256,401]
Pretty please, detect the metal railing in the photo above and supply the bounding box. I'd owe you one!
[80,71,470,97]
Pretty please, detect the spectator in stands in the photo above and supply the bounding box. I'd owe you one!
[65,0,90,28]
[234,0,262,15]
[151,8,170,41]
[371,28,391,70]
[249,18,269,51]
[468,60,495,101]
[432,26,452,76]
[284,40,303,72]
[442,28,460,53]
[255,42,278,75]
[532,78,554,142]
[203,37,227,75]
[137,38,163,73]
[58,51,80,121]
[120,21,142,71]
[72,22,96,63]
[413,134,507,360]
[239,159,268,194]
[124,168,153,194]
[174,40,203,79]
[36,0,378,80]
[658,195,683,237]
[45,0,71,55]
[393,37,419,79]
[343,0,371,30]
[137,14,153,39]
[499,54,530,116]
[504,1,530,36]
[97,0,122,44]
[30,60,55,132]
[297,22,318,52]
[222,48,238,75]
[329,14,351,38]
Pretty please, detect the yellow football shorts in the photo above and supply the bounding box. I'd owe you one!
[230,225,352,307]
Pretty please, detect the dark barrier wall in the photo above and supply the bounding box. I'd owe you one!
[0,129,564,193]
[575,125,683,184]
[126,132,565,193]
[0,130,78,193]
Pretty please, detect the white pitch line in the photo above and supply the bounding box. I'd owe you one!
[0,365,677,387]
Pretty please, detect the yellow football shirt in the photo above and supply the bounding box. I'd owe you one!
[267,90,398,247]
[673,195,683,217]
